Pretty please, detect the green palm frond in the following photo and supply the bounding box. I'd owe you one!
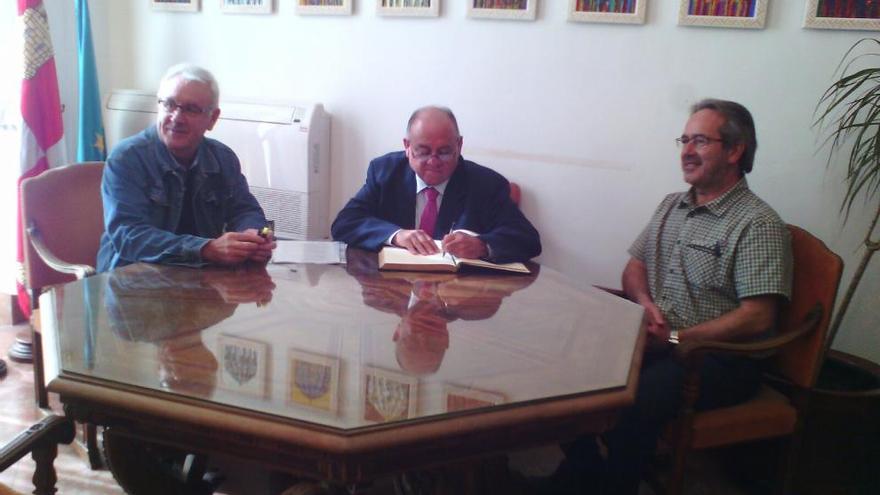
[815,38,880,221]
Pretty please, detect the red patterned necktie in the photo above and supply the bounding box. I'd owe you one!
[419,187,439,237]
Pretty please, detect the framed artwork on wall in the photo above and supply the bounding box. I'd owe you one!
[217,334,270,398]
[443,385,505,412]
[220,0,273,14]
[804,0,880,31]
[151,0,200,12]
[467,0,537,21]
[295,0,353,15]
[287,349,341,414]
[677,0,768,29]
[377,0,439,17]
[567,0,647,25]
[361,366,418,423]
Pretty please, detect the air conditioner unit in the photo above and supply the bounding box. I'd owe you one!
[104,90,331,240]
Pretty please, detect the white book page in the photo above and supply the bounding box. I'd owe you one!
[272,240,345,264]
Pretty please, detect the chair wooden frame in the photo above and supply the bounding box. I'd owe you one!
[19,162,106,470]
[662,225,844,494]
[0,415,75,495]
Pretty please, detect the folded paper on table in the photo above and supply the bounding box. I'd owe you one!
[378,242,529,274]
[273,241,346,264]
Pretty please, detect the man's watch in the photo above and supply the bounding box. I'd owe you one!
[668,330,680,345]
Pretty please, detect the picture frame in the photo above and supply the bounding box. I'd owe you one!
[151,0,200,12]
[361,366,418,423]
[466,0,537,21]
[803,0,880,31]
[217,334,269,398]
[287,349,341,414]
[677,0,768,29]
[295,0,353,15]
[567,0,647,25]
[443,384,505,412]
[220,0,273,14]
[377,0,440,17]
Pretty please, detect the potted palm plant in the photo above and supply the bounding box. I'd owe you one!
[805,37,880,494]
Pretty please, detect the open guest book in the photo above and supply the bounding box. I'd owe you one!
[378,242,530,274]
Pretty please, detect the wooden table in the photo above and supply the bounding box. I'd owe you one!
[41,249,645,491]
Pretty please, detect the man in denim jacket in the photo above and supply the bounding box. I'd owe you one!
[98,64,274,272]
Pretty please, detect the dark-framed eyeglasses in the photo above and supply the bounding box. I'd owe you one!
[411,148,457,163]
[157,98,212,117]
[675,134,724,149]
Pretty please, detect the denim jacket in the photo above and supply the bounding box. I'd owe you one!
[97,126,267,271]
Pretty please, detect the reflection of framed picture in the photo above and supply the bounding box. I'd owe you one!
[287,349,341,414]
[804,0,880,30]
[217,335,269,398]
[677,0,768,29]
[295,0,353,15]
[568,0,647,24]
[467,0,537,21]
[377,0,440,17]
[362,366,418,423]
[220,0,273,14]
[443,384,505,412]
[152,0,200,12]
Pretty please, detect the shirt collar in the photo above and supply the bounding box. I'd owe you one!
[679,178,750,216]
[415,175,449,196]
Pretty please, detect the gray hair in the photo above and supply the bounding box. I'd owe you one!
[159,63,220,109]
[406,106,460,137]
[690,98,757,175]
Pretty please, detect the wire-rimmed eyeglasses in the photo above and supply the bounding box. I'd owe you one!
[674,134,725,149]
[157,98,212,117]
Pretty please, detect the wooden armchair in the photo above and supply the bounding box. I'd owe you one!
[661,225,844,494]
[19,162,105,469]
[20,162,104,408]
[0,416,75,495]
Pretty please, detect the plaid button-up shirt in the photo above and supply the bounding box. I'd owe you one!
[629,179,792,333]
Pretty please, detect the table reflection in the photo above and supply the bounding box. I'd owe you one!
[45,250,643,433]
[104,263,276,397]
[346,259,537,376]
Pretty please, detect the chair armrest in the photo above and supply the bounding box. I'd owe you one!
[27,224,96,280]
[674,304,823,362]
[671,304,823,420]
[593,285,632,301]
[0,415,74,472]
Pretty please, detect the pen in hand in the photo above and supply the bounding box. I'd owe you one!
[442,222,456,258]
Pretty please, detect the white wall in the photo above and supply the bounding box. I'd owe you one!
[45,0,879,364]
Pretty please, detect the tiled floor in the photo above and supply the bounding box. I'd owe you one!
[0,322,771,495]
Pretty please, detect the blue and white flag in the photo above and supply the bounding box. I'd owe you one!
[76,0,105,162]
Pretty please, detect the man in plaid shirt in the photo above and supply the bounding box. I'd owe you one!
[548,99,792,495]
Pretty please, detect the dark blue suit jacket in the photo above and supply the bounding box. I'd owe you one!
[331,151,541,263]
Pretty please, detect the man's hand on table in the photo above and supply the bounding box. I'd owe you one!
[202,230,276,265]
[441,232,488,260]
[393,229,440,255]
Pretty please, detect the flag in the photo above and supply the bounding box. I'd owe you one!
[76,0,105,162]
[16,0,67,317]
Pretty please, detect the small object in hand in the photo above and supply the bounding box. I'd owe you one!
[668,330,680,345]
[259,226,273,239]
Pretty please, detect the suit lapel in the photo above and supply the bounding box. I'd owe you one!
[400,166,418,229]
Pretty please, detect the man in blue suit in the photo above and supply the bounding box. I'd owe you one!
[331,106,541,264]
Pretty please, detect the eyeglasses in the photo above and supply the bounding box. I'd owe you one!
[157,98,212,117]
[675,134,725,149]
[411,148,457,163]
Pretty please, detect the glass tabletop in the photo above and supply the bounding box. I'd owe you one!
[43,249,644,432]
